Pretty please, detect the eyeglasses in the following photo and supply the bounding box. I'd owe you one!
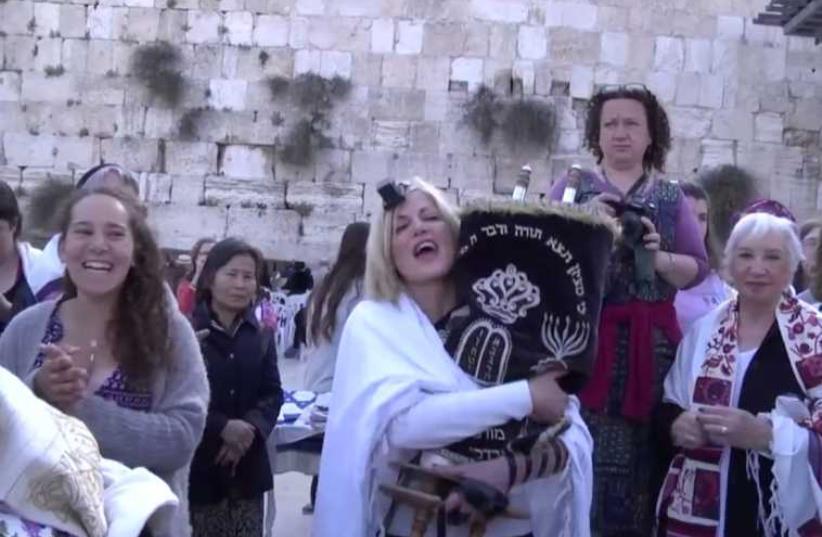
[596,83,650,95]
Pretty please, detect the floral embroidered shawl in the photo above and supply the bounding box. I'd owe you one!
[657,294,822,536]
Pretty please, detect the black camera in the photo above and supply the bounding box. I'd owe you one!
[609,199,656,249]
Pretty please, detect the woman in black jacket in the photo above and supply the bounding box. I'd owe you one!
[189,238,283,537]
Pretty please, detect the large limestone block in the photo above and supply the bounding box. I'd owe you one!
[754,112,784,144]
[225,206,300,258]
[223,11,253,46]
[372,120,409,148]
[207,79,247,111]
[4,133,56,167]
[422,22,467,56]
[122,8,160,42]
[157,9,187,43]
[165,141,217,175]
[0,1,34,37]
[489,24,517,60]
[700,139,735,169]
[550,28,598,65]
[33,3,60,37]
[221,145,273,178]
[57,5,87,39]
[382,55,416,88]
[415,56,450,92]
[545,2,598,30]
[351,149,394,184]
[654,36,684,72]
[470,0,528,23]
[285,181,363,213]
[149,204,228,250]
[450,57,483,91]
[3,36,37,72]
[369,88,425,121]
[253,15,289,47]
[186,11,221,44]
[396,20,423,55]
[101,137,160,172]
[370,18,394,53]
[315,17,370,52]
[21,73,76,103]
[518,25,547,60]
[711,108,754,141]
[204,175,284,207]
[600,32,628,66]
[32,38,63,74]
[54,136,97,170]
[320,50,352,79]
[0,72,21,102]
[669,106,712,138]
[787,98,822,131]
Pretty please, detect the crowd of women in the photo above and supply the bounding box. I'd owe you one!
[0,82,821,537]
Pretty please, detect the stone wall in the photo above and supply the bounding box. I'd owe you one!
[1,0,821,266]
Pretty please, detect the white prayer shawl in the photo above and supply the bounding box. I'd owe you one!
[663,299,822,536]
[313,294,592,537]
[0,366,178,537]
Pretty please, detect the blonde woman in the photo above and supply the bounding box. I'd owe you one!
[314,178,591,537]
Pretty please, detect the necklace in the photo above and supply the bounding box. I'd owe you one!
[89,339,98,365]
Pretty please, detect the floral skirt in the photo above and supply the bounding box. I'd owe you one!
[586,325,676,537]
[190,496,264,537]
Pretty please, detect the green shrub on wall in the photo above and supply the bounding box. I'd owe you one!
[131,42,186,108]
[267,73,351,166]
[463,85,556,151]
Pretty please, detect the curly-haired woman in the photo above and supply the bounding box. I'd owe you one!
[0,188,209,537]
[549,84,708,536]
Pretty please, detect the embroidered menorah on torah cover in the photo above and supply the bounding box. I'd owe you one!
[445,202,615,395]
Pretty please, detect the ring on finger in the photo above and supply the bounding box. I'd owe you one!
[720,425,728,434]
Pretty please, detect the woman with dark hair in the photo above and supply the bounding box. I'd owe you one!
[303,221,369,394]
[549,84,708,536]
[188,238,283,537]
[0,188,209,537]
[0,180,44,335]
[176,237,216,317]
[674,182,732,334]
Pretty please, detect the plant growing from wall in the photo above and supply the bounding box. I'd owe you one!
[178,108,208,140]
[463,85,500,144]
[698,165,760,247]
[267,73,352,167]
[463,84,556,151]
[500,99,555,149]
[131,41,186,107]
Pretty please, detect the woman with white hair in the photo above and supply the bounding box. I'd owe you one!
[314,178,592,537]
[655,209,822,536]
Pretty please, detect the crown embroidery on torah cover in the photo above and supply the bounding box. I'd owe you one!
[445,203,614,395]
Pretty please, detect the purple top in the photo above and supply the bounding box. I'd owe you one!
[674,271,731,334]
[32,311,152,412]
[549,171,709,293]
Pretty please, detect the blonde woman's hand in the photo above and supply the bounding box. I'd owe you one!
[528,371,568,424]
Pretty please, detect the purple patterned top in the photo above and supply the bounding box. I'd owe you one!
[32,311,152,412]
[0,502,74,537]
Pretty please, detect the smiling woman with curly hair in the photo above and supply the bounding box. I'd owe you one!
[0,188,209,537]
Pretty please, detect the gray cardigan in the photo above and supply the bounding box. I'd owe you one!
[0,300,209,537]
